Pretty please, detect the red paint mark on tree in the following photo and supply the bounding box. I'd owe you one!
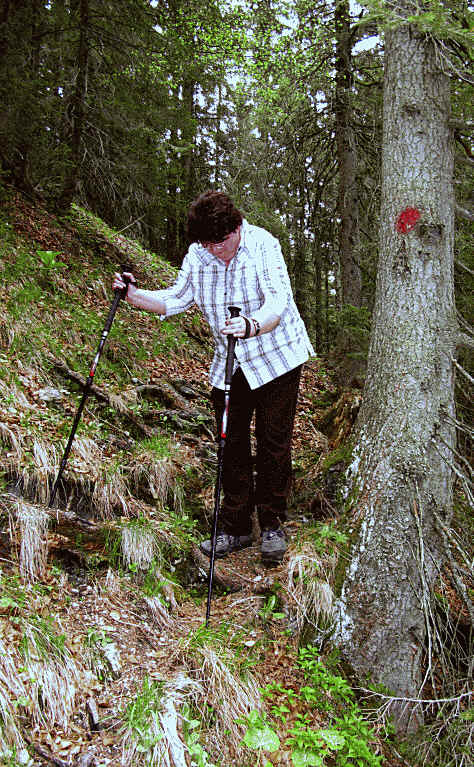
[396,207,421,234]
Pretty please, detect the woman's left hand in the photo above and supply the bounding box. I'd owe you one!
[221,315,250,339]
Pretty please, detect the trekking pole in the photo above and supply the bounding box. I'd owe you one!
[205,305,241,626]
[48,268,132,508]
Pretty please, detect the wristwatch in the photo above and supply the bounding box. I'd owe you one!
[251,318,261,336]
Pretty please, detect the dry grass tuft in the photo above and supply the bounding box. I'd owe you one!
[0,618,84,755]
[129,451,181,511]
[21,618,83,731]
[121,522,157,571]
[121,674,203,767]
[92,465,130,518]
[0,421,22,460]
[19,438,58,505]
[70,436,102,470]
[0,638,27,753]
[180,635,261,755]
[0,310,15,349]
[143,595,177,632]
[9,499,49,582]
[103,568,123,596]
[70,437,131,518]
[286,541,336,638]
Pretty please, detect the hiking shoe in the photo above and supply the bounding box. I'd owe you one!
[200,533,253,559]
[261,528,287,563]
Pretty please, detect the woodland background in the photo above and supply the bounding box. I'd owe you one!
[0,1,472,767]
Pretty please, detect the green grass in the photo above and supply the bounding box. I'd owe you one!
[137,434,172,459]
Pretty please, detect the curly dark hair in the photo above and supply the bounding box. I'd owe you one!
[187,191,243,243]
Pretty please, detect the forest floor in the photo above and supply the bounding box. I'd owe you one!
[1,189,466,767]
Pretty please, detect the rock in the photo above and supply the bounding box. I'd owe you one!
[37,386,63,402]
[86,697,101,732]
[103,641,121,679]
[75,753,96,767]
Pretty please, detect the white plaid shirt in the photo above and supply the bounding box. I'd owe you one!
[155,219,315,389]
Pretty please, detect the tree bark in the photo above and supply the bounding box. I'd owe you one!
[58,0,89,212]
[333,5,456,733]
[334,0,361,308]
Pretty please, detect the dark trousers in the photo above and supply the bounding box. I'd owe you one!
[210,365,302,536]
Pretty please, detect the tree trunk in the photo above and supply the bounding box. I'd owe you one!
[166,129,179,264]
[0,0,12,60]
[58,0,89,212]
[0,0,40,194]
[333,7,456,733]
[334,0,361,308]
[294,177,315,335]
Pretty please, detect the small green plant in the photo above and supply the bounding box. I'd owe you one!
[297,521,348,557]
[36,250,66,271]
[181,704,217,767]
[0,747,34,767]
[84,628,114,681]
[139,434,172,458]
[20,616,66,660]
[286,715,345,766]
[159,508,197,545]
[238,710,280,765]
[121,677,165,756]
[258,594,285,624]
[184,621,236,652]
[0,573,28,613]
[184,621,260,673]
[289,647,382,766]
[261,682,294,723]
[261,650,382,767]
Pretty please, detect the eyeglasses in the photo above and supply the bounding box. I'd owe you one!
[201,231,235,248]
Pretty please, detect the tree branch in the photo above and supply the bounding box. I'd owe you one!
[455,203,474,221]
[456,333,474,351]
[52,358,151,437]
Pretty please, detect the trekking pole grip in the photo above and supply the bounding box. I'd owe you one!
[225,306,241,384]
[118,262,134,298]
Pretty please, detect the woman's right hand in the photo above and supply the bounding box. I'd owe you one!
[113,271,138,301]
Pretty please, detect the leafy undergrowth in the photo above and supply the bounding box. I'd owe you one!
[0,189,397,767]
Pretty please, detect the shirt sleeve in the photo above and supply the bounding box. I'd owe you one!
[154,251,195,317]
[251,234,292,324]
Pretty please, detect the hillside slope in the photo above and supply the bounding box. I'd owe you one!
[0,191,390,767]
